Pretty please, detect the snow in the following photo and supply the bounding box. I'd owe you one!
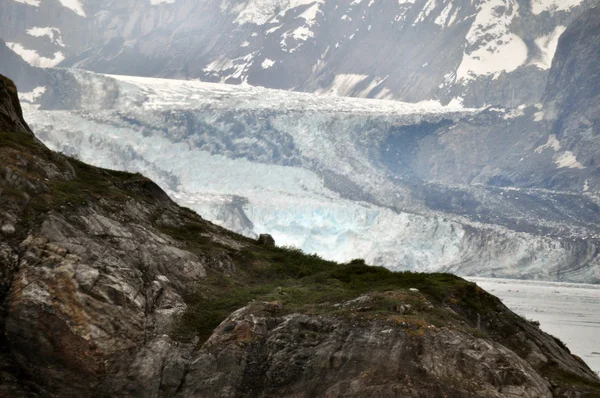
[533,111,544,122]
[316,74,369,97]
[26,27,66,47]
[434,2,457,27]
[502,106,526,120]
[290,25,314,41]
[530,0,584,15]
[261,58,275,69]
[150,0,177,4]
[58,0,86,17]
[469,277,600,373]
[532,133,582,169]
[232,0,323,25]
[413,0,436,25]
[532,26,567,70]
[298,2,322,25]
[315,74,395,100]
[105,73,470,115]
[555,151,585,169]
[18,86,46,103]
[6,43,65,68]
[535,134,561,153]
[456,0,528,82]
[12,0,40,6]
[203,53,256,83]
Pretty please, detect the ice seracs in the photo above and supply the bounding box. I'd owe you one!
[20,70,600,283]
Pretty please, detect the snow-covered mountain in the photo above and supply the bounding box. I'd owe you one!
[3,1,600,283]
[1,0,599,107]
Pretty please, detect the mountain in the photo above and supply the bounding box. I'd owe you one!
[1,72,600,397]
[2,2,600,283]
[1,0,600,107]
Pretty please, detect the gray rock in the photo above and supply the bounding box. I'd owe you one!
[257,233,276,247]
[0,224,15,235]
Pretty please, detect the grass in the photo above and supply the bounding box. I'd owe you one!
[1,129,167,231]
[173,243,498,343]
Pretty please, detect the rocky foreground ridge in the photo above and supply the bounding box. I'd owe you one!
[1,74,599,397]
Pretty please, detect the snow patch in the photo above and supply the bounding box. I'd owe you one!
[203,53,256,83]
[298,2,322,25]
[232,0,323,26]
[534,111,545,122]
[535,135,561,153]
[13,0,40,6]
[26,27,66,47]
[58,0,86,17]
[6,43,65,68]
[413,0,436,25]
[261,58,275,69]
[18,86,46,103]
[532,26,566,70]
[434,2,457,27]
[503,106,526,120]
[530,0,584,15]
[316,74,369,97]
[555,152,585,169]
[456,0,528,82]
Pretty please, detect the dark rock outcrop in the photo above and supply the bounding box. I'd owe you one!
[257,233,275,247]
[0,74,33,135]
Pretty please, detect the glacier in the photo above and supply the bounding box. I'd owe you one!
[22,69,600,282]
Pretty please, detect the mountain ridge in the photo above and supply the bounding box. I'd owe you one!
[2,0,600,108]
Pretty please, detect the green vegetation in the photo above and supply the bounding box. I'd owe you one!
[174,243,498,342]
[1,130,166,234]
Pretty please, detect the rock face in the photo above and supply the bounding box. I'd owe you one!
[0,74,33,135]
[407,4,600,193]
[1,75,600,396]
[1,0,600,107]
[542,5,600,187]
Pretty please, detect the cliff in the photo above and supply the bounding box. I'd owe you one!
[1,74,599,397]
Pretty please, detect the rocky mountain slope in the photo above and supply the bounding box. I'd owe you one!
[404,4,600,192]
[2,74,600,396]
[1,0,600,107]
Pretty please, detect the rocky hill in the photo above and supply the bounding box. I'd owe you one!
[1,74,600,396]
